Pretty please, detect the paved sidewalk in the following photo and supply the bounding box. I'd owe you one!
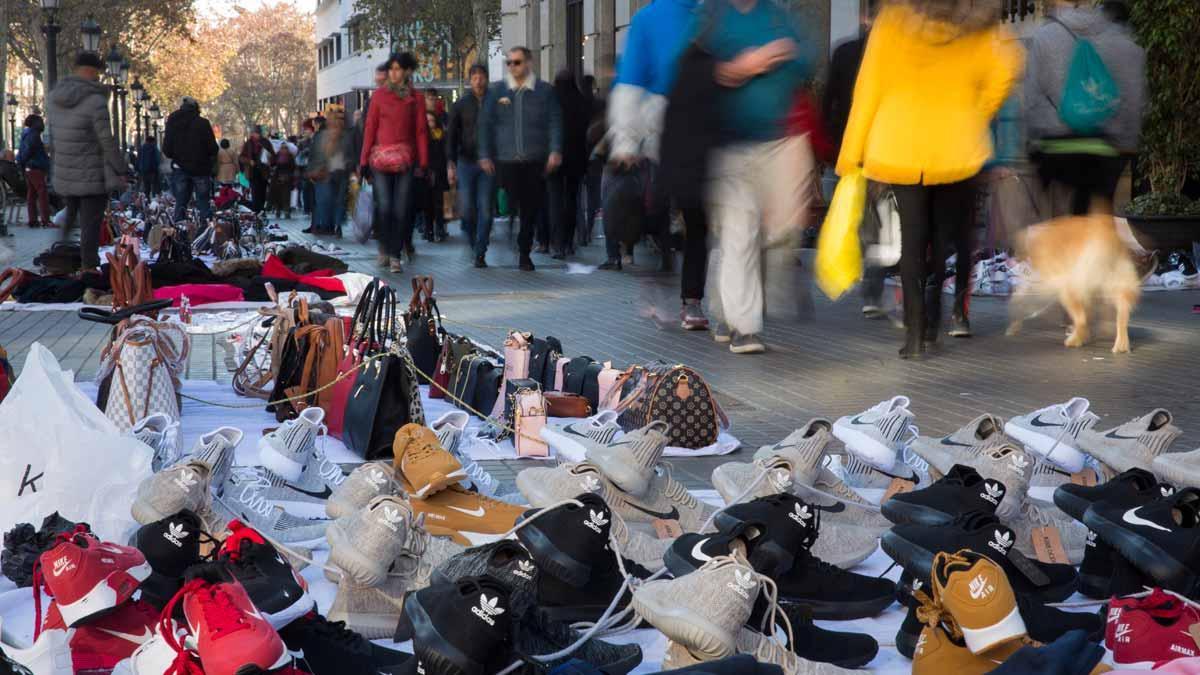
[3,213,1200,491]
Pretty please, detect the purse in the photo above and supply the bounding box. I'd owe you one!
[615,362,728,449]
[553,356,571,391]
[404,276,442,379]
[544,391,591,418]
[527,336,563,391]
[369,142,415,173]
[597,364,625,411]
[107,242,153,311]
[493,332,531,418]
[328,280,379,437]
[101,316,189,432]
[496,377,540,440]
[342,284,426,459]
[432,333,475,400]
[513,388,549,457]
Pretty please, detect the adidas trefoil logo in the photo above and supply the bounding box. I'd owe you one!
[1009,454,1030,476]
[912,578,923,592]
[772,469,793,490]
[788,503,812,527]
[51,555,75,577]
[583,509,609,534]
[163,522,190,548]
[1113,623,1132,643]
[173,469,199,491]
[987,529,1013,556]
[1086,530,1098,548]
[366,468,387,490]
[726,569,757,600]
[1162,486,1175,498]
[579,475,601,493]
[979,481,1004,506]
[471,594,505,626]
[968,573,995,600]
[416,661,426,675]
[513,558,536,580]
[378,506,405,533]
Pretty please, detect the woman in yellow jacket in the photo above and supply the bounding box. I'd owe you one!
[837,0,1022,359]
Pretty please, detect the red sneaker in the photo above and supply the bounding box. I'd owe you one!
[1107,588,1200,666]
[35,527,151,629]
[63,600,157,671]
[161,577,289,675]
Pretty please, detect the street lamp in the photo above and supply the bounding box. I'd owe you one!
[117,59,130,151]
[81,16,102,54]
[150,102,161,138]
[129,76,143,145]
[6,95,17,152]
[41,0,63,91]
[105,46,123,147]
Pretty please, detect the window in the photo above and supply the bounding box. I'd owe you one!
[335,34,342,60]
[348,21,367,54]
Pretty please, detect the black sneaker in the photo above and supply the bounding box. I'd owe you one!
[772,601,879,668]
[132,509,214,610]
[279,613,412,674]
[405,575,514,675]
[948,315,971,338]
[882,511,1078,602]
[513,606,643,674]
[881,464,1006,526]
[215,520,315,628]
[519,257,536,272]
[711,493,820,578]
[474,255,487,269]
[535,551,649,625]
[0,647,31,675]
[1053,468,1170,523]
[1083,486,1200,594]
[515,493,611,587]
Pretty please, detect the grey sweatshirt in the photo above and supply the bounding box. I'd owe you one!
[1023,7,1146,152]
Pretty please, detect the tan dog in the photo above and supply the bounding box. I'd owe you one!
[1006,214,1139,353]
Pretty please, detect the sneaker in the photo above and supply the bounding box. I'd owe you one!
[831,451,917,489]
[131,509,214,610]
[258,407,326,482]
[212,468,330,546]
[1083,487,1200,594]
[131,461,217,526]
[537,411,623,463]
[516,461,611,508]
[327,574,408,641]
[1153,447,1200,491]
[46,600,157,672]
[712,322,732,344]
[431,411,467,455]
[163,575,290,675]
[606,464,716,533]
[254,440,346,506]
[800,466,891,536]
[0,623,70,675]
[832,396,918,473]
[862,304,884,319]
[777,602,880,669]
[474,255,487,268]
[882,464,1007,527]
[514,492,614,587]
[729,333,765,354]
[405,576,514,675]
[185,426,242,488]
[711,493,848,578]
[535,549,648,625]
[393,423,466,499]
[917,441,1031,522]
[1008,496,1089,566]
[130,413,182,472]
[389,258,404,273]
[1077,529,1154,599]
[608,510,671,572]
[278,613,411,674]
[910,621,1045,674]
[36,529,151,627]
[585,421,670,496]
[513,605,643,674]
[631,554,758,660]
[108,625,182,675]
[1004,398,1099,473]
[431,540,540,620]
[681,301,710,331]
[327,461,400,520]
[882,512,1079,603]
[408,485,525,546]
[213,522,315,629]
[433,413,499,497]
[1078,409,1181,475]
[1052,467,1168,524]
[663,628,858,675]
[1108,588,1200,665]
[907,414,1010,479]
[713,423,833,504]
[931,549,1026,654]
[326,495,415,587]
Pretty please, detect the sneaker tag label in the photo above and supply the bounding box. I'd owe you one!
[1189,623,1200,651]
[1030,525,1069,565]
[653,519,684,540]
[882,477,916,503]
[1069,469,1098,487]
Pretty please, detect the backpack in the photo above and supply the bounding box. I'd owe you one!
[1052,19,1120,136]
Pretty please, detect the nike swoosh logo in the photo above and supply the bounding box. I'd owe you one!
[690,538,713,562]
[1029,414,1063,428]
[285,485,333,500]
[1104,429,1143,440]
[1122,507,1171,532]
[96,627,153,644]
[288,649,306,660]
[447,505,487,517]
[623,501,679,521]
[850,415,872,426]
[940,437,974,447]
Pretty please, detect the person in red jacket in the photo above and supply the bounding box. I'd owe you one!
[359,51,429,273]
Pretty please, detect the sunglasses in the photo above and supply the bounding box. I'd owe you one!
[506,59,524,66]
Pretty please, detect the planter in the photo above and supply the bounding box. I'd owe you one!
[1121,214,1200,251]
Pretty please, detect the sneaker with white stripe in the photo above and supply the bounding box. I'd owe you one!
[1004,398,1099,473]
[131,413,182,472]
[586,421,671,496]
[538,410,622,463]
[212,469,330,546]
[832,397,918,474]
[259,407,326,482]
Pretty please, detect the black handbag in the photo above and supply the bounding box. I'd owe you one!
[404,275,442,379]
[564,356,604,410]
[495,377,540,439]
[527,336,563,391]
[451,353,503,418]
[343,284,426,460]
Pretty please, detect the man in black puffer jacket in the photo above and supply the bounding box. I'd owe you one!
[162,96,218,224]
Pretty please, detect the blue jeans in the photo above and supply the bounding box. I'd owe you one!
[373,169,415,257]
[171,172,213,223]
[312,171,348,233]
[456,159,494,257]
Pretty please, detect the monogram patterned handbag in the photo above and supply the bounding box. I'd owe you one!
[614,362,728,449]
[102,318,190,432]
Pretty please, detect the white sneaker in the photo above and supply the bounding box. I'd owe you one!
[0,618,72,675]
[832,397,917,473]
[131,413,182,472]
[539,410,622,462]
[1004,398,1098,473]
[258,407,325,482]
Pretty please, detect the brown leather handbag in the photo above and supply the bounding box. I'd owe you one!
[544,391,591,418]
[107,242,153,310]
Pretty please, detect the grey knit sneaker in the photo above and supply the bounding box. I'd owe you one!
[258,407,326,482]
[608,464,716,533]
[255,443,346,506]
[327,495,414,587]
[609,512,671,572]
[585,421,671,496]
[907,414,1011,479]
[1004,397,1099,473]
[539,411,623,463]
[1079,408,1182,475]
[432,411,499,496]
[631,554,759,660]
[664,633,857,674]
[1153,448,1200,492]
[212,468,330,546]
[131,460,215,525]
[130,413,182,472]
[185,426,242,489]
[516,461,614,508]
[1009,495,1089,565]
[326,574,407,640]
[327,461,400,520]
[832,396,917,473]
[752,420,835,484]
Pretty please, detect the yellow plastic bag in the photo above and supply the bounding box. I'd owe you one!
[815,170,867,300]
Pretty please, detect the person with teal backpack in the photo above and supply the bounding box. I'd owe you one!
[1023,0,1145,216]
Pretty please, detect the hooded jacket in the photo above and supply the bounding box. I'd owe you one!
[1023,7,1145,152]
[162,105,219,176]
[46,75,126,196]
[836,3,1023,185]
[17,125,50,172]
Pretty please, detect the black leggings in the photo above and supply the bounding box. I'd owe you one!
[891,180,976,342]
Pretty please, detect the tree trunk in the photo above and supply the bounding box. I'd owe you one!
[472,0,490,65]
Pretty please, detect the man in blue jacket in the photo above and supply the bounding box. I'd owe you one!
[477,46,563,271]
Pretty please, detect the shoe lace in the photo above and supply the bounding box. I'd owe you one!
[308,614,362,646]
[217,519,269,563]
[313,446,346,486]
[658,463,698,510]
[158,579,220,675]
[404,440,444,465]
[227,468,276,518]
[462,459,498,493]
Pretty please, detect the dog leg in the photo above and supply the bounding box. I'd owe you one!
[1112,292,1132,353]
[1061,290,1089,348]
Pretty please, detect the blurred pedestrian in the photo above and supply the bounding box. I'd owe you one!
[16,113,51,228]
[837,0,1022,359]
[269,136,297,219]
[162,96,219,223]
[136,135,161,198]
[548,70,589,259]
[46,51,126,271]
[239,125,274,212]
[1024,0,1145,217]
[447,64,494,267]
[306,105,353,236]
[359,51,429,273]
[478,46,563,272]
[215,138,239,186]
[297,119,317,215]
[419,110,449,242]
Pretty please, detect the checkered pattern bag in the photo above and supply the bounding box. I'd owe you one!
[101,319,188,432]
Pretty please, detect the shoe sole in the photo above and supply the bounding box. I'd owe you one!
[1050,487,1094,524]
[409,468,468,500]
[233,649,297,675]
[1003,422,1087,474]
[406,592,485,675]
[712,334,731,344]
[258,436,306,482]
[956,602,1027,654]
[1082,507,1196,593]
[629,591,734,660]
[536,428,596,464]
[326,521,390,587]
[895,625,919,660]
[57,562,152,626]
[423,524,505,548]
[728,343,765,354]
[782,592,896,621]
[879,530,938,581]
[681,321,709,331]
[831,424,899,475]
[516,521,592,587]
[880,499,955,527]
[264,589,316,631]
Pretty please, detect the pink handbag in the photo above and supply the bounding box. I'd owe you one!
[553,356,571,391]
[513,388,549,457]
[492,331,531,418]
[597,362,624,411]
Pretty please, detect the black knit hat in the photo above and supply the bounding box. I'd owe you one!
[74,51,104,70]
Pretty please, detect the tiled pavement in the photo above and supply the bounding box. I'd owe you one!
[3,212,1200,492]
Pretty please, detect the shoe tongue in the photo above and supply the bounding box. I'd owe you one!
[974,415,1000,440]
[1121,468,1160,492]
[803,419,832,437]
[1173,489,1200,527]
[1148,409,1172,431]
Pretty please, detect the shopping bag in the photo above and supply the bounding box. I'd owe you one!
[814,169,866,300]
[353,182,374,244]
[0,344,152,542]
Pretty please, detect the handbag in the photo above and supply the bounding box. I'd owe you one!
[564,356,604,411]
[493,332,531,418]
[513,388,549,457]
[553,356,571,392]
[328,280,379,437]
[615,362,728,450]
[369,142,415,173]
[432,333,475,400]
[107,242,154,311]
[342,284,426,459]
[496,378,540,440]
[597,364,625,411]
[100,317,189,432]
[544,391,591,418]
[527,336,564,391]
[404,276,442,379]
